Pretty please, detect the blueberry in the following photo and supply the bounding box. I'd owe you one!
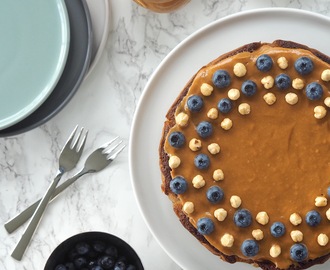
[55,265,67,270]
[241,239,259,257]
[233,209,252,228]
[270,222,286,237]
[65,262,75,270]
[170,176,188,194]
[305,210,321,227]
[275,74,291,90]
[295,57,314,75]
[305,82,323,100]
[212,70,231,88]
[87,249,98,259]
[241,80,257,96]
[74,257,88,269]
[105,245,118,258]
[91,266,104,270]
[187,95,204,112]
[68,249,79,261]
[206,186,224,204]
[256,54,273,72]
[114,261,126,270]
[88,261,98,268]
[92,241,106,253]
[197,217,215,235]
[196,121,213,138]
[168,131,185,148]
[217,98,233,113]
[327,187,330,197]
[116,256,128,264]
[75,242,91,255]
[98,255,116,269]
[127,265,137,270]
[290,243,308,262]
[194,153,210,170]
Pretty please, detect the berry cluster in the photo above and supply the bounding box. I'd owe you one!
[54,241,137,270]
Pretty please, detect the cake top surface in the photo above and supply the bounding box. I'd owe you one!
[164,42,330,269]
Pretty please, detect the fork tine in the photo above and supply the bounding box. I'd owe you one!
[103,140,123,155]
[75,129,88,154]
[99,136,119,150]
[63,125,79,150]
[107,144,126,160]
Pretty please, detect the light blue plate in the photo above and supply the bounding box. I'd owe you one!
[0,0,70,130]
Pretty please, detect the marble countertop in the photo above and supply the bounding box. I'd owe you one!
[1,1,330,269]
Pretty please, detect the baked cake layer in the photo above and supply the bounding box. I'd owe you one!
[159,40,330,270]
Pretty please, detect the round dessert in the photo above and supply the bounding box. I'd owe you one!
[159,40,330,270]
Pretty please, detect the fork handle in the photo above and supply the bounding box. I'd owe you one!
[11,172,63,261]
[4,169,88,234]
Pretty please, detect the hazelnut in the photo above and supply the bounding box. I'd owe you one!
[213,169,224,181]
[324,97,330,108]
[221,118,233,130]
[228,88,240,100]
[261,75,274,89]
[270,244,281,258]
[189,138,202,151]
[285,92,298,105]
[233,63,247,77]
[314,105,327,119]
[220,233,234,247]
[277,56,288,69]
[175,112,189,127]
[182,201,194,214]
[252,229,264,241]
[292,78,304,90]
[214,208,227,221]
[256,211,269,225]
[289,213,302,226]
[208,143,220,155]
[200,83,214,96]
[291,230,303,242]
[263,93,276,105]
[318,233,329,246]
[207,108,218,119]
[327,208,330,220]
[230,195,242,208]
[168,155,181,169]
[315,196,328,207]
[192,175,205,189]
[321,69,330,82]
[238,103,251,115]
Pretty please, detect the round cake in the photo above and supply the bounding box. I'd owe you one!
[159,40,330,270]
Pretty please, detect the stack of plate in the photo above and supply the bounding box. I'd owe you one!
[0,0,110,137]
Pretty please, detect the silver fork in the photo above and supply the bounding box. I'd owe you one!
[11,126,88,261]
[5,137,125,234]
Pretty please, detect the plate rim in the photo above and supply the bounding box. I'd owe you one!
[129,7,330,270]
[0,0,93,137]
[85,0,111,78]
[0,0,70,130]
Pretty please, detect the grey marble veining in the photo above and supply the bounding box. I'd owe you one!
[1,1,330,269]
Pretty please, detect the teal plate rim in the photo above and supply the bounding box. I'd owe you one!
[0,0,70,130]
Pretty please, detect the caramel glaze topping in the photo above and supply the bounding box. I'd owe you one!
[164,45,330,269]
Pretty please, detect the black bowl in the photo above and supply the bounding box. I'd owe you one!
[44,231,144,270]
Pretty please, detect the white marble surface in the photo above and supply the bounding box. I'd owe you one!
[1,1,330,269]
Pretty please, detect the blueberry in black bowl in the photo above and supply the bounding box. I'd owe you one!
[44,231,144,270]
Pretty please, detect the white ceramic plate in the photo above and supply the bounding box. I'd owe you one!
[0,0,70,130]
[85,0,110,77]
[129,8,330,270]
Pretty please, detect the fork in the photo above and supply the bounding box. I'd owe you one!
[5,137,125,234]
[11,125,88,261]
